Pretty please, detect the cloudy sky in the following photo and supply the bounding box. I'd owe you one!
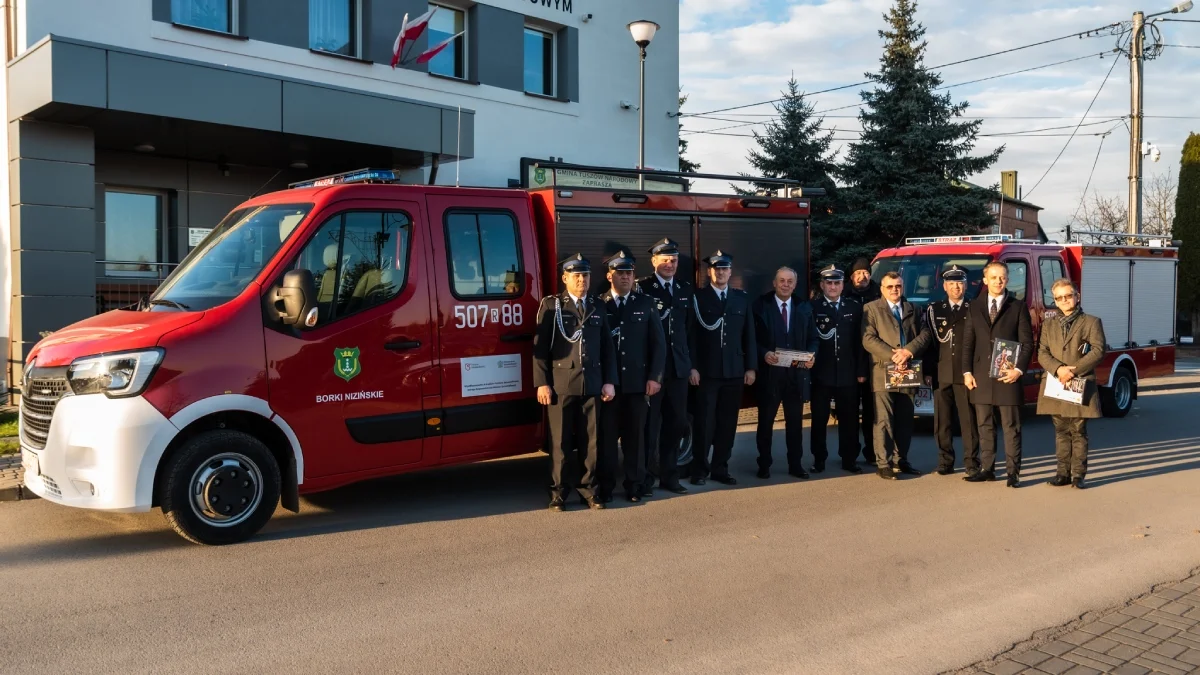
[678,0,1199,237]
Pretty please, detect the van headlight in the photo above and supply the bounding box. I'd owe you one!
[67,349,165,398]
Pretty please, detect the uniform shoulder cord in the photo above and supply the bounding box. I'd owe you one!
[554,297,584,344]
[929,305,954,344]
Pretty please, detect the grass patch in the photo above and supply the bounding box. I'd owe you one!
[0,410,16,439]
[0,440,17,456]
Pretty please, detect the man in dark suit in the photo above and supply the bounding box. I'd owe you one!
[598,250,666,503]
[688,250,757,486]
[533,254,619,511]
[962,261,1034,487]
[862,271,933,480]
[846,257,881,466]
[925,264,979,475]
[637,238,695,495]
[808,264,869,474]
[752,266,820,479]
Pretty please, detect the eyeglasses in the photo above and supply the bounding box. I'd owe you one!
[1053,294,1076,302]
[882,284,902,290]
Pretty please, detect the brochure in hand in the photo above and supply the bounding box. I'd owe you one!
[1044,375,1086,404]
[885,359,922,390]
[989,339,1023,379]
[773,349,815,368]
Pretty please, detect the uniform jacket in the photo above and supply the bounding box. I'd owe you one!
[960,292,1034,407]
[862,298,933,395]
[752,292,820,397]
[1036,310,1106,418]
[809,295,868,388]
[925,299,972,387]
[637,276,695,379]
[688,285,757,379]
[600,289,667,395]
[533,291,619,397]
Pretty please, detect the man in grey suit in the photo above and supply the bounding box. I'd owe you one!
[862,271,933,480]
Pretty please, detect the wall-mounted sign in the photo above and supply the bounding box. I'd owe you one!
[188,228,212,247]
[527,166,684,193]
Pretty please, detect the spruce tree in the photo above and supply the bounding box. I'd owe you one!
[1174,132,1200,336]
[839,0,1002,255]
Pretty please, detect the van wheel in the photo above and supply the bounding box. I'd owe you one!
[160,430,281,545]
[676,416,694,468]
[1100,367,1135,418]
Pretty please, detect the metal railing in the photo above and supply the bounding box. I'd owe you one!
[95,261,179,314]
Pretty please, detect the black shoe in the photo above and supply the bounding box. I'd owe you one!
[897,463,922,476]
[810,462,826,474]
[788,469,810,480]
[935,466,954,476]
[756,467,770,479]
[1006,476,1020,488]
[689,475,707,486]
[640,485,655,498]
[842,463,863,474]
[586,496,606,510]
[660,482,688,494]
[1072,478,1086,489]
[596,493,614,504]
[626,492,642,503]
[1049,475,1071,487]
[710,474,738,486]
[965,471,996,483]
[877,468,898,480]
[549,496,565,512]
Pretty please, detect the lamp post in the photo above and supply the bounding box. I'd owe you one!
[628,20,660,190]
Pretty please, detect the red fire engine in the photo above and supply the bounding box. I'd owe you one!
[19,166,818,545]
[870,233,1179,418]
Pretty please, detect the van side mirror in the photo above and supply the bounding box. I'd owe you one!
[275,269,318,328]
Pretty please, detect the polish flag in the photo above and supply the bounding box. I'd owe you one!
[416,31,463,65]
[391,7,438,68]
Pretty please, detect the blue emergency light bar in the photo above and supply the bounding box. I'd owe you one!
[288,168,405,189]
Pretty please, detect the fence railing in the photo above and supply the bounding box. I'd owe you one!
[95,261,180,314]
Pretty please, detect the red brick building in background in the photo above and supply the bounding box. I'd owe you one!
[962,170,1048,241]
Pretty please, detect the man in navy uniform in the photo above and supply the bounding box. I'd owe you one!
[752,266,820,479]
[808,265,869,474]
[598,250,666,503]
[925,264,979,475]
[637,238,695,495]
[688,250,757,486]
[533,254,618,511]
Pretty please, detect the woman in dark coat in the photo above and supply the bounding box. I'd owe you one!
[1036,278,1106,489]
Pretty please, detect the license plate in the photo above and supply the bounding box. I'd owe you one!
[22,448,39,477]
[914,387,933,413]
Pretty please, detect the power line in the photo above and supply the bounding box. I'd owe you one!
[1069,130,1115,226]
[682,21,1125,117]
[1163,43,1200,47]
[1025,48,1124,199]
[978,117,1125,136]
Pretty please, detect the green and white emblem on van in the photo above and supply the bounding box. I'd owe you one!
[334,347,361,382]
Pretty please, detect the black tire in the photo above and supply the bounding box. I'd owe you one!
[1100,366,1135,418]
[160,430,281,545]
[676,415,694,468]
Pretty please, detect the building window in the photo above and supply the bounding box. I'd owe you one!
[991,202,1000,213]
[427,5,466,79]
[524,27,555,96]
[105,191,165,277]
[172,0,234,33]
[445,211,522,298]
[1014,228,1025,239]
[311,0,358,57]
[1015,207,1024,220]
[293,211,411,322]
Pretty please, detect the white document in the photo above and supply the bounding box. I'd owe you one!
[461,354,523,398]
[1044,375,1084,405]
[773,349,815,368]
[188,228,212,247]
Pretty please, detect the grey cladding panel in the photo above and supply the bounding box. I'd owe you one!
[152,0,169,22]
[12,297,96,345]
[189,193,247,230]
[282,82,441,153]
[440,108,475,159]
[469,5,523,91]
[11,205,96,252]
[557,27,579,102]
[12,251,96,297]
[554,211,693,295]
[107,52,281,132]
[697,216,809,299]
[10,158,96,209]
[7,42,106,120]
[365,0,428,70]
[243,0,308,49]
[9,121,95,165]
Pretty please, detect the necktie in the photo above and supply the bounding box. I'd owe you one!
[892,304,906,347]
[576,298,584,314]
[665,281,673,297]
[781,302,788,331]
[990,299,999,323]
[617,296,624,310]
[719,290,727,308]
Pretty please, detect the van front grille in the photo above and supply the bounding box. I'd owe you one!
[21,376,70,450]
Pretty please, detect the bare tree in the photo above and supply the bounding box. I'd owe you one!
[1143,169,1177,237]
[1066,190,1128,243]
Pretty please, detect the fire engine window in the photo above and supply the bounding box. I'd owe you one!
[292,210,411,322]
[1003,259,1028,303]
[445,210,523,298]
[1040,257,1066,307]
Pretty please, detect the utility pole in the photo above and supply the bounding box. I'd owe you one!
[1127,11,1145,236]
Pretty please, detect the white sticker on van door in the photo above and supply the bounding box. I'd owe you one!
[461,354,522,398]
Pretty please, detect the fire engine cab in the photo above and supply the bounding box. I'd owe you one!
[870,232,1178,418]
[19,166,816,545]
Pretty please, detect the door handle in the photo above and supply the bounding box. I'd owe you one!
[501,333,534,343]
[386,340,422,351]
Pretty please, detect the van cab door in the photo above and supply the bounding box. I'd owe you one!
[264,199,435,479]
[1000,253,1041,389]
[425,194,543,461]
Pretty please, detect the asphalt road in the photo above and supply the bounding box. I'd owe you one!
[1,363,1198,674]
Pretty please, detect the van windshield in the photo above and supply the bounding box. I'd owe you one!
[870,255,991,308]
[150,203,312,312]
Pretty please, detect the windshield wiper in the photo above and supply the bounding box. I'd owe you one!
[148,299,191,311]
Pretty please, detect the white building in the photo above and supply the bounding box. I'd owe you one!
[0,0,680,393]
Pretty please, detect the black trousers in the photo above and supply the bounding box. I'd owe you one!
[599,392,649,496]
[859,381,876,462]
[976,404,1022,477]
[1052,416,1089,479]
[874,392,915,471]
[692,377,743,479]
[645,376,689,488]
[810,382,860,466]
[548,394,600,500]
[756,375,806,471]
[934,383,979,472]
